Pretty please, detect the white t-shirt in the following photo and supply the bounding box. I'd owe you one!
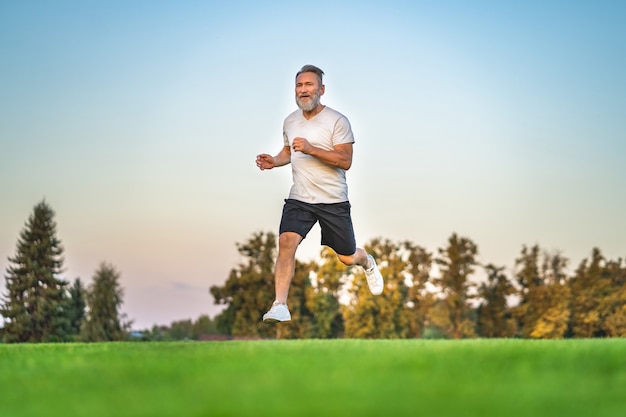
[282,106,354,204]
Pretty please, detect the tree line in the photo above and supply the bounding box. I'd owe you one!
[1,201,128,343]
[210,231,626,339]
[4,200,624,342]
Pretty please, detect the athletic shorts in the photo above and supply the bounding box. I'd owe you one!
[279,199,356,256]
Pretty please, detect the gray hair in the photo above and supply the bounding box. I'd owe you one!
[296,64,324,85]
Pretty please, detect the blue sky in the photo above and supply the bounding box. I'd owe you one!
[1,1,625,329]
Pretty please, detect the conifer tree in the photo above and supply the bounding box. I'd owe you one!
[511,244,540,336]
[67,278,86,338]
[405,241,433,338]
[430,233,478,339]
[476,264,516,337]
[81,262,126,342]
[1,200,70,343]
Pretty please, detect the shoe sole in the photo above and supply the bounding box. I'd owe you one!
[263,317,291,323]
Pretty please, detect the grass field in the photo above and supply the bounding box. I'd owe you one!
[1,338,625,417]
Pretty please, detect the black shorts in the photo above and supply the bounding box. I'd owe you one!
[279,199,356,256]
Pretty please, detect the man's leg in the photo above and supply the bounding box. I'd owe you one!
[337,248,384,295]
[336,248,369,268]
[316,201,383,295]
[274,231,302,303]
[263,231,301,322]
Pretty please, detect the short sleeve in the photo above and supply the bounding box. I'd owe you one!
[333,116,355,145]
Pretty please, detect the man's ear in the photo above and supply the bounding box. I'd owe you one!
[320,84,325,95]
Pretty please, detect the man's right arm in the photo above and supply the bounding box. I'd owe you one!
[256,146,291,170]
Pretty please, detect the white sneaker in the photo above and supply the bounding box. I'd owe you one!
[263,301,291,322]
[365,255,384,295]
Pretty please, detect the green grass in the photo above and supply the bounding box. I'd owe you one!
[1,339,625,417]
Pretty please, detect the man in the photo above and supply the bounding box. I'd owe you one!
[256,64,383,322]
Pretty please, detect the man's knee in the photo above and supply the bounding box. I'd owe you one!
[278,232,301,252]
[336,252,357,266]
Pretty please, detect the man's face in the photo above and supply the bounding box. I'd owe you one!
[295,72,324,112]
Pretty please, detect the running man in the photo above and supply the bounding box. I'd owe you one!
[256,64,384,322]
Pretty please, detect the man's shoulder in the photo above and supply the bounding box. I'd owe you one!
[284,109,303,123]
[320,106,348,121]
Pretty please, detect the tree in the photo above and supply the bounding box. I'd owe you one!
[343,238,412,339]
[81,262,127,342]
[476,264,516,338]
[210,231,279,338]
[1,200,70,343]
[513,245,570,339]
[430,233,478,339]
[67,278,86,339]
[568,248,609,337]
[600,257,626,337]
[168,319,194,340]
[512,245,540,336]
[307,247,347,338]
[192,314,218,339]
[405,241,433,338]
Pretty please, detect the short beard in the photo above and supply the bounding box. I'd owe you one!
[296,90,321,112]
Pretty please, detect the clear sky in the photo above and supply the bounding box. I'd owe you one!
[1,1,625,329]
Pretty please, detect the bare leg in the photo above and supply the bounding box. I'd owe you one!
[336,247,371,269]
[274,232,302,304]
[338,247,384,295]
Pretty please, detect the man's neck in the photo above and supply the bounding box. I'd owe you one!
[302,104,325,120]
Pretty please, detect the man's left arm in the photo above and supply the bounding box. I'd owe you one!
[291,138,353,170]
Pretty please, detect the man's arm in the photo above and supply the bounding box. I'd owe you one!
[256,146,291,170]
[292,138,353,170]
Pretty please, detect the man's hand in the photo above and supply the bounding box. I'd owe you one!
[290,138,353,170]
[256,154,275,170]
[292,137,313,154]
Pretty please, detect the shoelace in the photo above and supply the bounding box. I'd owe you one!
[270,301,284,312]
[366,274,378,285]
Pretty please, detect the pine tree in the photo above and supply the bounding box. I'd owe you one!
[81,262,126,342]
[430,233,478,339]
[1,200,70,343]
[67,278,86,338]
[511,244,540,336]
[476,264,516,337]
[405,241,433,338]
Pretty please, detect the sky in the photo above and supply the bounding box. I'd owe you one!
[1,0,625,330]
